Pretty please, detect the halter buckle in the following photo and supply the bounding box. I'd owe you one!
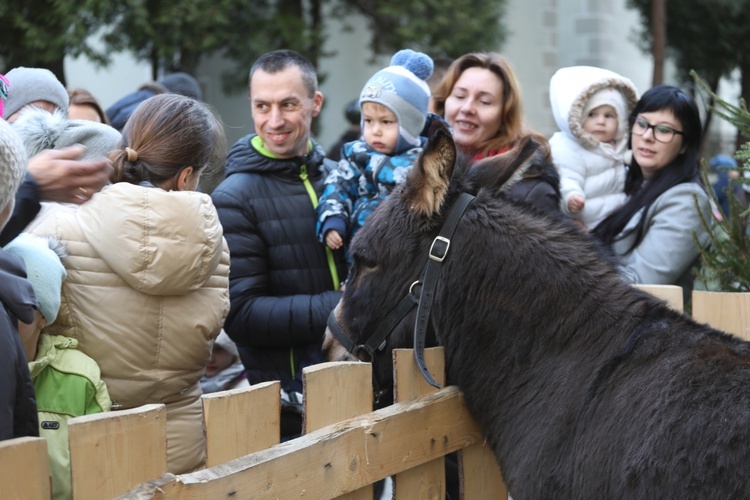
[429,236,450,262]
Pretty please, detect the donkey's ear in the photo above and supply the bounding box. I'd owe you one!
[467,135,540,193]
[405,119,456,218]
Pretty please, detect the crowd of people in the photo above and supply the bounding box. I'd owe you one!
[0,46,733,497]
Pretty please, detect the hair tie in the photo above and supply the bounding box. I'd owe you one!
[125,147,139,162]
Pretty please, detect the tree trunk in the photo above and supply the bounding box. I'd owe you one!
[151,47,160,82]
[738,61,750,152]
[701,74,720,152]
[652,0,666,86]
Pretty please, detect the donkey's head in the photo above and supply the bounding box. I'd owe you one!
[324,120,540,404]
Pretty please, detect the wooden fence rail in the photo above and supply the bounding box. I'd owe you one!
[2,285,747,499]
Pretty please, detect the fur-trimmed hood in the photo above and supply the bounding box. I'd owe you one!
[549,66,638,150]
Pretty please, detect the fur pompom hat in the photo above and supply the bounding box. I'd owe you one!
[4,234,67,324]
[0,118,28,215]
[12,107,121,161]
[2,67,69,120]
[360,49,433,153]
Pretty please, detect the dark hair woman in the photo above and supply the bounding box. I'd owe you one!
[592,85,712,297]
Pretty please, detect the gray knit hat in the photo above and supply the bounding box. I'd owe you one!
[5,234,67,324]
[2,67,69,120]
[0,118,28,215]
[12,107,121,160]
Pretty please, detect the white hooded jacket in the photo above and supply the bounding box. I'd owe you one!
[549,66,638,227]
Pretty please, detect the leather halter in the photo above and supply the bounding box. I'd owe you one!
[327,192,475,390]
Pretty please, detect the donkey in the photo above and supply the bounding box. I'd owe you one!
[324,120,750,498]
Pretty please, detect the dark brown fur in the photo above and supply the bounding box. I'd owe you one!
[324,121,750,498]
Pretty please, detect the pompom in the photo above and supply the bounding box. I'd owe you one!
[389,49,433,81]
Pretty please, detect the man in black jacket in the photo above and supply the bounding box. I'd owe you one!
[211,50,345,439]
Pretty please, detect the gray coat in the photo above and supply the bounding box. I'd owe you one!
[612,182,712,294]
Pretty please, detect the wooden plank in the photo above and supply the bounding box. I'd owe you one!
[121,386,486,499]
[393,347,446,500]
[635,284,684,312]
[460,441,507,500]
[304,361,373,499]
[304,362,373,432]
[692,290,750,340]
[203,381,281,467]
[0,436,50,500]
[69,403,167,499]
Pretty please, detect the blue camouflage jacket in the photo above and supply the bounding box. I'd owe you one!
[316,138,426,245]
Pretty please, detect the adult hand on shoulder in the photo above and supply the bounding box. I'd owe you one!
[27,145,113,204]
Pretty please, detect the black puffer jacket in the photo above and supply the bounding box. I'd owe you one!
[211,135,345,393]
[0,248,39,441]
[506,149,562,217]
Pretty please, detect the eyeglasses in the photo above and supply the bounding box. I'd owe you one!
[632,117,684,143]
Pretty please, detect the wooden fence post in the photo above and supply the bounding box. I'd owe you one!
[0,436,50,500]
[692,290,750,340]
[393,347,446,499]
[69,403,167,498]
[202,381,281,467]
[635,284,684,312]
[304,361,373,499]
[393,347,507,500]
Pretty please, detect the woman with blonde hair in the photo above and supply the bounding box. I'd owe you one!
[30,93,230,473]
[432,52,561,215]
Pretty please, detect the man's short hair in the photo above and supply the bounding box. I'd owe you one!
[249,50,318,98]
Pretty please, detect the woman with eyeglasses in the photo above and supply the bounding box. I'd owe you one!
[591,85,712,300]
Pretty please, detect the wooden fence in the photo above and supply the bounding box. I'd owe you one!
[2,286,747,499]
[2,347,504,500]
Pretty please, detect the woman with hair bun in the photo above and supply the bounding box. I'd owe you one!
[29,93,230,473]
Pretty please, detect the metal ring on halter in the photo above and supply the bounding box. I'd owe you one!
[352,344,374,363]
[408,280,422,300]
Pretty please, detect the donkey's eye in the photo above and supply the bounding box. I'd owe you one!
[353,252,378,270]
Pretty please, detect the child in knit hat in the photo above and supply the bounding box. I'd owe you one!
[200,330,249,394]
[4,233,111,500]
[548,66,639,229]
[316,49,435,251]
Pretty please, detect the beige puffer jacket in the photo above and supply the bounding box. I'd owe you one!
[29,182,230,474]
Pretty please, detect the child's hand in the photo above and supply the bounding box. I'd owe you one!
[325,230,344,250]
[567,194,585,214]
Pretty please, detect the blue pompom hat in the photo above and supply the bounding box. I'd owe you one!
[359,49,433,153]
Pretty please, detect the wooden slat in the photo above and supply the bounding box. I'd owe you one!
[635,284,684,312]
[69,403,167,499]
[460,441,507,500]
[203,381,281,467]
[692,290,750,340]
[304,361,373,499]
[0,436,50,500]
[393,347,446,500]
[121,386,486,499]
